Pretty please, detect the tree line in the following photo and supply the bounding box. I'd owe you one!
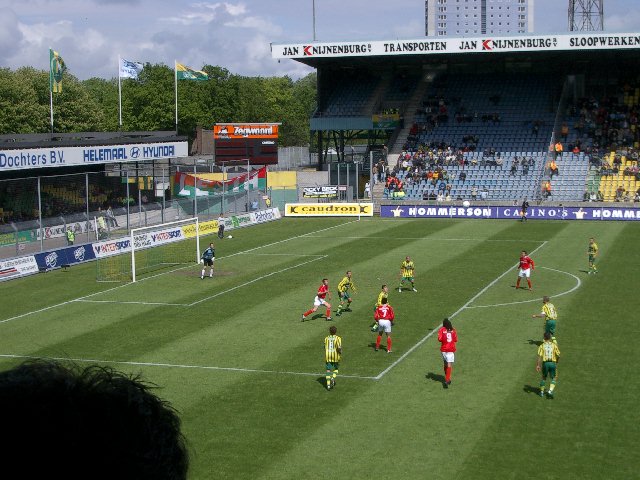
[0,64,317,147]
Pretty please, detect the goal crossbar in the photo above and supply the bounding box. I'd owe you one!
[130,217,199,282]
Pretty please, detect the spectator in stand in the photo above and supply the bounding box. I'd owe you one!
[543,181,552,199]
[554,141,563,159]
[106,206,118,228]
[560,123,569,141]
[522,162,530,176]
[480,187,488,201]
[459,171,467,182]
[471,185,478,201]
[510,160,518,176]
[615,186,625,202]
[532,121,540,136]
[597,190,604,202]
[549,159,559,179]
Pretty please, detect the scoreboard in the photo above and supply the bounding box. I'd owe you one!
[213,123,279,165]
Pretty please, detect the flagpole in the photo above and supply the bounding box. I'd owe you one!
[174,60,178,134]
[49,90,54,134]
[49,47,54,134]
[118,55,123,129]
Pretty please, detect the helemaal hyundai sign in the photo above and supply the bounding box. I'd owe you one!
[0,141,188,172]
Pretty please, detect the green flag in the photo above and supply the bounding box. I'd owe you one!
[176,62,208,81]
[49,48,66,93]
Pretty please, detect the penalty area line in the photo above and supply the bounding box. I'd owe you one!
[0,354,376,380]
[374,240,548,380]
[188,255,329,307]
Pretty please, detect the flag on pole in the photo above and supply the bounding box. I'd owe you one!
[119,58,143,79]
[49,48,66,93]
[176,63,209,81]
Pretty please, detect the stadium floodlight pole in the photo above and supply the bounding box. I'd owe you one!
[312,0,317,41]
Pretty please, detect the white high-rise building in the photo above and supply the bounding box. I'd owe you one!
[425,0,535,37]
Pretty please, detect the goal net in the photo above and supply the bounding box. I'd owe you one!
[95,217,200,282]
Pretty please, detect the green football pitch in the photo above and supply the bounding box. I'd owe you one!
[1,217,638,479]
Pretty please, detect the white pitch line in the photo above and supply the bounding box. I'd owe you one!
[243,253,326,257]
[466,266,582,309]
[374,240,548,380]
[0,220,356,326]
[188,255,328,307]
[305,235,545,242]
[76,300,188,307]
[0,353,376,380]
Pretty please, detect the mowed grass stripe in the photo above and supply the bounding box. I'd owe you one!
[248,221,559,480]
[177,221,549,479]
[3,219,637,480]
[452,221,637,480]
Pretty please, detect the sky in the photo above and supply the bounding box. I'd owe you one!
[1,0,639,81]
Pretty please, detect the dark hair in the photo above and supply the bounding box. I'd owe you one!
[543,332,552,341]
[442,318,453,331]
[329,326,337,335]
[0,359,188,480]
[381,297,388,304]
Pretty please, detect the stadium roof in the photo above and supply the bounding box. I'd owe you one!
[272,31,640,68]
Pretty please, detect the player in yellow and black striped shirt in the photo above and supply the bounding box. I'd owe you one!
[588,237,599,274]
[336,271,356,316]
[398,256,417,293]
[324,326,342,390]
[536,332,561,398]
[531,296,558,342]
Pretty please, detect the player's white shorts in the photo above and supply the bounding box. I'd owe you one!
[314,296,328,307]
[377,319,392,333]
[518,268,531,278]
[441,351,455,363]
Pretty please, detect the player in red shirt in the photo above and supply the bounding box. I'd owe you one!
[302,278,332,321]
[373,298,395,353]
[437,318,458,388]
[515,250,535,290]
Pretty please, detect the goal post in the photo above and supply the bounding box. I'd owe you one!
[130,217,200,282]
[95,217,202,283]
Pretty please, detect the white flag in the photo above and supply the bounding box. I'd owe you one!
[119,57,143,79]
